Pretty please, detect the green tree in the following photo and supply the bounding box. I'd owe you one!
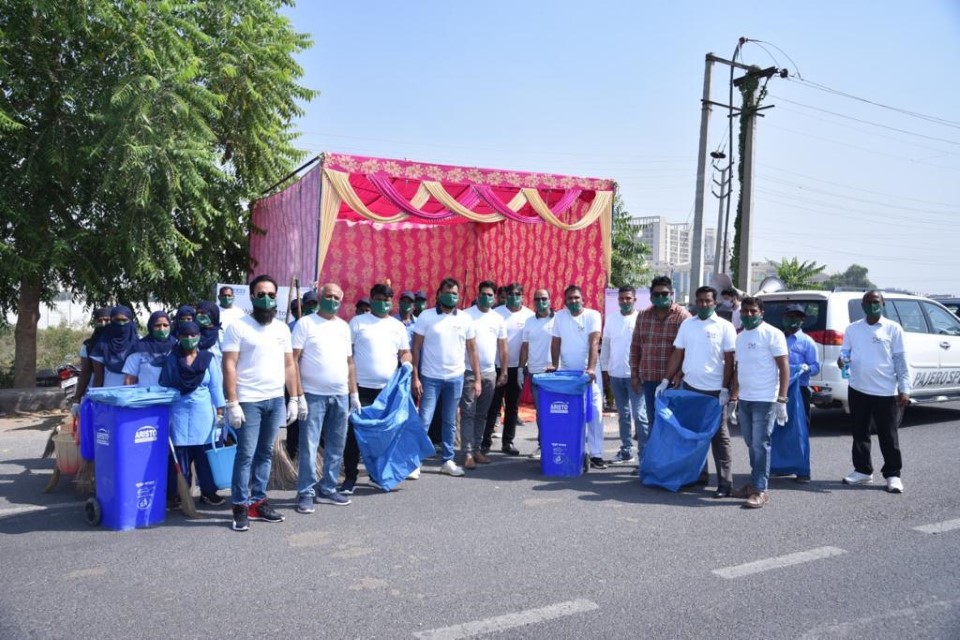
[609,192,651,288]
[822,264,876,290]
[0,0,315,386]
[774,257,826,290]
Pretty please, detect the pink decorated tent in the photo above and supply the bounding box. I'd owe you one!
[248,152,615,314]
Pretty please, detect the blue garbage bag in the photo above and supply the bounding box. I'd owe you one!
[770,371,810,477]
[351,366,435,491]
[640,389,723,492]
[85,385,180,407]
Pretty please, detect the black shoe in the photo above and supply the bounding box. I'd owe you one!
[713,485,732,499]
[338,479,356,495]
[248,499,284,523]
[501,445,520,456]
[201,493,226,506]
[589,457,607,470]
[232,505,249,532]
[697,473,710,486]
[480,446,491,455]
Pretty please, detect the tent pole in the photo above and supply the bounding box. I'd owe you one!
[261,154,322,196]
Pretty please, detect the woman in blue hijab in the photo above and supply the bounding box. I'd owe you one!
[195,301,222,368]
[122,310,176,387]
[172,304,196,336]
[91,305,139,387]
[159,321,226,506]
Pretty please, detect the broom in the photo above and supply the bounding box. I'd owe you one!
[167,437,201,518]
[267,278,301,491]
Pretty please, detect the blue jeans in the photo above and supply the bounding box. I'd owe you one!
[738,400,777,492]
[419,375,463,463]
[609,376,648,457]
[232,396,284,506]
[641,381,660,434]
[299,393,349,497]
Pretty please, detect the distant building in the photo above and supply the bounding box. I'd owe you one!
[637,216,717,303]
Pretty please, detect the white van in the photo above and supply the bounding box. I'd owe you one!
[757,290,960,413]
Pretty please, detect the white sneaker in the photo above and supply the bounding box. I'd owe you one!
[529,447,541,461]
[440,460,465,477]
[407,467,421,480]
[886,476,904,493]
[843,470,873,485]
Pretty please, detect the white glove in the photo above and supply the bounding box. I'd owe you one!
[775,401,788,426]
[225,401,245,429]
[70,402,81,418]
[286,398,298,425]
[655,379,669,397]
[295,395,308,422]
[728,400,739,426]
[400,361,413,372]
[719,388,730,406]
[350,392,362,413]
[799,363,810,373]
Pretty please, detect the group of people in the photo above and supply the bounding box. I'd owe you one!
[69,275,911,531]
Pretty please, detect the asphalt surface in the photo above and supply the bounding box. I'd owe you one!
[1,404,959,640]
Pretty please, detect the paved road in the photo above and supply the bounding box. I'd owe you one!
[1,404,959,639]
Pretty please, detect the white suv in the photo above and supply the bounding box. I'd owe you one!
[757,290,960,413]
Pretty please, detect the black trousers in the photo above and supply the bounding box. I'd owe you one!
[849,387,903,478]
[682,382,733,487]
[483,367,520,449]
[800,385,813,425]
[343,386,381,483]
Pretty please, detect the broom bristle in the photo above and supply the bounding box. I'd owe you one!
[43,468,61,493]
[268,435,298,490]
[75,459,95,494]
[176,472,201,519]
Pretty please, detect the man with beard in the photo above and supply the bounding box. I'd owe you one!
[222,274,305,532]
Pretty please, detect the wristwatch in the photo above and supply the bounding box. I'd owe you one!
[776,396,788,403]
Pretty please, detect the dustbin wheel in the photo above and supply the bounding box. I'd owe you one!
[84,497,101,526]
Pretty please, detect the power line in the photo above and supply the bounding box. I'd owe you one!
[755,176,956,216]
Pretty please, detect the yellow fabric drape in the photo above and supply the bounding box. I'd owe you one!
[599,201,613,282]
[521,188,612,232]
[317,171,344,276]
[324,169,409,223]
[421,182,505,223]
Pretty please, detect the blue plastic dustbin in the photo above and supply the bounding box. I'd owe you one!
[83,386,179,531]
[532,371,593,477]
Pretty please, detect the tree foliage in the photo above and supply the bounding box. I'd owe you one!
[609,192,651,288]
[823,264,876,290]
[0,0,315,385]
[774,257,826,290]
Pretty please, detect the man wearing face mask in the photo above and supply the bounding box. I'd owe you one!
[222,274,304,532]
[413,291,428,318]
[411,277,481,478]
[341,284,412,493]
[601,285,648,465]
[721,287,742,330]
[630,276,691,446]
[291,283,359,511]
[662,286,737,497]
[519,289,556,460]
[484,282,534,456]
[545,284,606,469]
[781,304,820,428]
[218,286,246,329]
[461,281,508,469]
[395,290,417,327]
[840,290,910,494]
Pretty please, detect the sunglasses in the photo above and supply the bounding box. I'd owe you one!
[533,297,549,301]
[254,291,277,299]
[651,292,671,298]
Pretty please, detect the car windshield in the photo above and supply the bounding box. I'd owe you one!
[759,300,826,333]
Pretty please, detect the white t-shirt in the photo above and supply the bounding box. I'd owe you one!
[673,314,737,391]
[551,308,602,371]
[465,306,506,374]
[522,315,556,374]
[221,316,292,403]
[843,317,908,396]
[495,306,535,367]
[219,305,246,330]
[292,314,352,396]
[350,313,410,389]
[600,311,638,378]
[735,322,788,401]
[413,308,476,380]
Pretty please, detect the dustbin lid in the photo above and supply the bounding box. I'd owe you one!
[85,385,180,407]
[532,371,590,394]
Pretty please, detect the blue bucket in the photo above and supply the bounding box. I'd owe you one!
[204,424,236,491]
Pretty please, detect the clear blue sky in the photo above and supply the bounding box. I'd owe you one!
[282,0,960,293]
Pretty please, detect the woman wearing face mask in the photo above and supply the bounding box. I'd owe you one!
[159,321,227,506]
[195,301,222,367]
[173,304,196,335]
[122,311,177,387]
[70,308,112,417]
[90,305,140,388]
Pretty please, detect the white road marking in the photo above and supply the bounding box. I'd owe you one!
[713,546,847,579]
[0,502,77,519]
[912,518,960,534]
[413,599,599,639]
[799,598,960,639]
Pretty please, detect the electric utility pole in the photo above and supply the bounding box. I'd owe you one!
[689,54,714,295]
[710,151,731,274]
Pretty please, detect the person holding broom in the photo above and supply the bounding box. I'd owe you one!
[222,274,305,532]
[159,321,226,507]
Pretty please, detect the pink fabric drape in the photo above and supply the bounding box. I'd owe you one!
[365,172,481,220]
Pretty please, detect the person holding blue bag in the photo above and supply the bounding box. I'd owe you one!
[159,321,226,507]
[781,303,820,482]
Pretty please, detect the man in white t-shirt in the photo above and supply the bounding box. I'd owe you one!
[839,290,911,493]
[461,281,508,469]
[291,282,358,513]
[222,274,304,532]
[662,286,738,497]
[519,288,556,460]
[342,283,412,493]
[411,277,481,478]
[217,285,247,329]
[600,285,648,465]
[546,284,606,469]
[731,296,789,508]
[483,282,535,456]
